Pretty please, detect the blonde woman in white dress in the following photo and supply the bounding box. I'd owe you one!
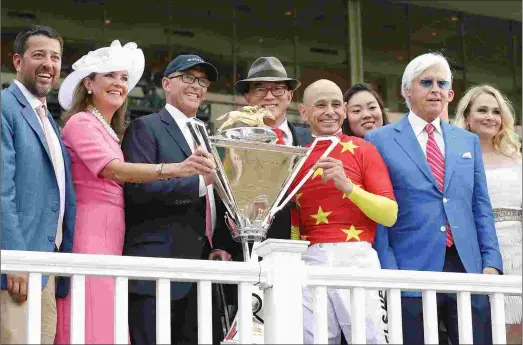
[455,84,522,344]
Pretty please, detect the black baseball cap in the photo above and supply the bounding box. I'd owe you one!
[164,54,218,81]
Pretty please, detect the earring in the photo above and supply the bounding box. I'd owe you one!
[87,90,92,95]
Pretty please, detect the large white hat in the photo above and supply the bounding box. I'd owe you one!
[58,40,145,110]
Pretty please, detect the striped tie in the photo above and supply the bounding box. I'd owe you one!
[425,124,454,247]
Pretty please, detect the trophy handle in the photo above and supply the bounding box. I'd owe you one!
[265,135,340,223]
[186,119,240,224]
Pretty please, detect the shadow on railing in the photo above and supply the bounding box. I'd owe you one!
[1,239,521,344]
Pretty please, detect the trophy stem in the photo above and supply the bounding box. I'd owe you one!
[241,239,260,263]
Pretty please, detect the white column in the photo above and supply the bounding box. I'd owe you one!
[457,291,473,344]
[256,239,309,344]
[238,282,253,344]
[313,286,328,344]
[26,273,42,344]
[422,290,439,344]
[156,278,171,344]
[114,276,128,344]
[387,289,403,344]
[490,292,507,344]
[350,287,366,344]
[70,275,86,344]
[198,280,213,344]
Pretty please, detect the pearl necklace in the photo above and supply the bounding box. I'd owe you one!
[87,106,120,143]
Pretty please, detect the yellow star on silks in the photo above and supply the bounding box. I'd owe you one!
[340,140,359,154]
[312,168,323,180]
[310,206,332,225]
[290,225,301,241]
[295,193,303,208]
[341,225,364,241]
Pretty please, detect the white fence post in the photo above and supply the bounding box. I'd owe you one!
[198,280,213,344]
[422,290,439,344]
[313,286,328,344]
[26,273,42,344]
[386,289,403,344]
[457,291,473,344]
[350,287,367,344]
[114,276,128,344]
[490,292,507,344]
[70,274,86,344]
[256,239,309,344]
[156,278,171,344]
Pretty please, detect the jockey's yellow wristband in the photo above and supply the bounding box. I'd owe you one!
[348,184,398,227]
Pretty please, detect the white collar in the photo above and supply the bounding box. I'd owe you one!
[14,80,46,110]
[165,103,192,131]
[408,111,443,137]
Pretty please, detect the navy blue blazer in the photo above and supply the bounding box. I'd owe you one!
[365,115,503,296]
[1,83,76,297]
[122,108,234,300]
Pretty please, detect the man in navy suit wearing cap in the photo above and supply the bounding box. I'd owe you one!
[122,54,235,345]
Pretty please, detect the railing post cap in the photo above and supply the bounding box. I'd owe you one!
[255,239,310,258]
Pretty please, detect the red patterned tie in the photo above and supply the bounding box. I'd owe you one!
[425,124,454,247]
[272,128,285,145]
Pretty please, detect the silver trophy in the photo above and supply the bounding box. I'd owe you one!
[187,110,339,344]
[186,116,339,261]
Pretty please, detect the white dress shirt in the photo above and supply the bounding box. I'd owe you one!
[165,104,217,233]
[14,80,65,245]
[408,111,445,158]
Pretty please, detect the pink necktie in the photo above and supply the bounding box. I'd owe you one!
[425,124,454,247]
[36,105,62,248]
[272,128,285,145]
[205,190,213,248]
[36,105,58,173]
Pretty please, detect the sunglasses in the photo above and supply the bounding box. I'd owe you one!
[419,79,451,90]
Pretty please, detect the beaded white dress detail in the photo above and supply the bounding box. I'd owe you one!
[485,160,522,324]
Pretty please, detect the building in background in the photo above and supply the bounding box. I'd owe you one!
[1,0,521,134]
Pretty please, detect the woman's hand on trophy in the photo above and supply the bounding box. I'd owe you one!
[313,157,353,195]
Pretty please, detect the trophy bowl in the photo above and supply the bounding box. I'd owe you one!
[187,119,340,245]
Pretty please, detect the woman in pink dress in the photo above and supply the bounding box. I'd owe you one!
[54,41,215,344]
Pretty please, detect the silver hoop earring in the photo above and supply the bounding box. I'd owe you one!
[87,90,92,95]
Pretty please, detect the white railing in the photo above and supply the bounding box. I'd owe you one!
[2,239,521,344]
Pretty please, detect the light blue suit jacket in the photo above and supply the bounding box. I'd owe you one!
[1,83,76,297]
[365,115,502,296]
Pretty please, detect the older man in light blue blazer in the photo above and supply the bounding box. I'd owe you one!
[365,52,502,344]
[1,25,76,344]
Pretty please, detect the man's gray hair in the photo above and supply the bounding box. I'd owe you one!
[401,53,453,109]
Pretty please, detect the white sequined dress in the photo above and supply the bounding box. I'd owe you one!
[485,160,522,324]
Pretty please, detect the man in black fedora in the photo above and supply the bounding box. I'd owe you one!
[235,56,312,240]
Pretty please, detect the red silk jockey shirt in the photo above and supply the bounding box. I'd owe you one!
[289,134,395,245]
